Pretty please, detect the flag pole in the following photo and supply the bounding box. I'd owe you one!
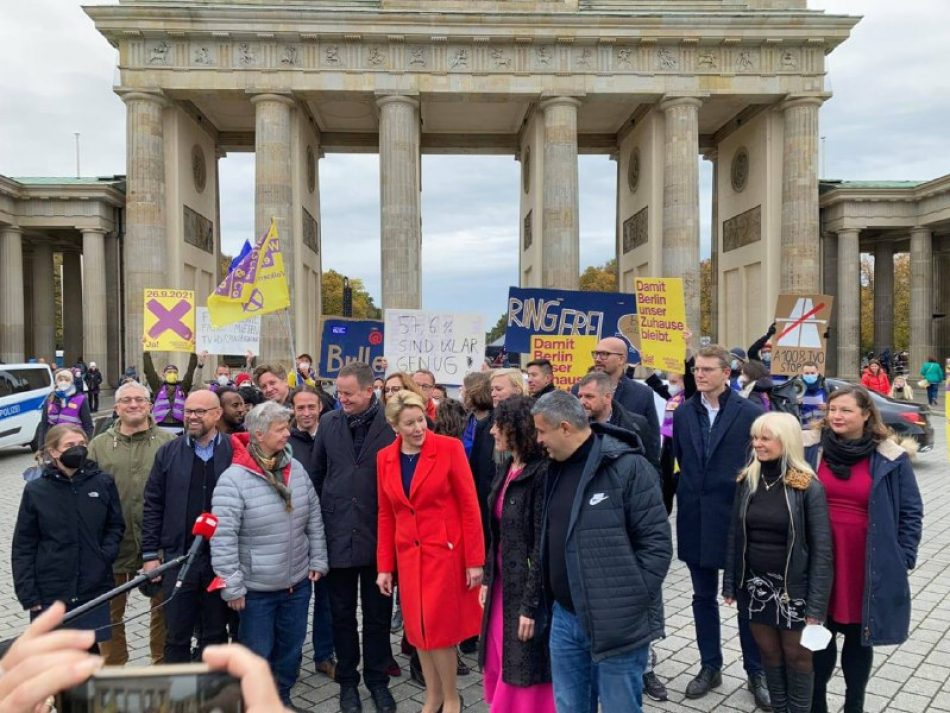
[283,308,298,371]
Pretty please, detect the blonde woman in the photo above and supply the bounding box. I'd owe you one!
[888,375,914,401]
[489,368,527,407]
[723,412,832,713]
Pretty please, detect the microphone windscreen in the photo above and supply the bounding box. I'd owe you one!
[192,512,219,539]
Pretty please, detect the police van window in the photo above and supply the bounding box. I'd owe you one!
[0,368,51,396]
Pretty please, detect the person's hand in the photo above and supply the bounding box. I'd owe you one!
[767,322,777,337]
[0,601,103,713]
[479,585,487,608]
[465,567,484,590]
[245,350,255,366]
[723,596,735,606]
[228,597,245,612]
[683,328,693,343]
[308,570,322,582]
[517,616,535,642]
[806,616,821,626]
[202,645,284,713]
[197,350,209,367]
[142,560,161,582]
[376,572,393,596]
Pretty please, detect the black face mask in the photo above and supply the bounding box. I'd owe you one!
[58,445,88,469]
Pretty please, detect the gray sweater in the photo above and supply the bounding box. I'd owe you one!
[211,457,328,600]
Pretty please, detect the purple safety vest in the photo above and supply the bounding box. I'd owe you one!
[48,394,86,427]
[660,391,685,440]
[152,385,186,424]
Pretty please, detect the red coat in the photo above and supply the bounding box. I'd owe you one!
[861,369,890,396]
[377,431,486,650]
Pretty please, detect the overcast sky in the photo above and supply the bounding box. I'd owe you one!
[2,1,947,328]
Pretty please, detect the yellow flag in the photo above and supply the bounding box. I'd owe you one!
[207,219,290,328]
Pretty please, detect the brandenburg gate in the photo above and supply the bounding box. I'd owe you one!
[87,0,858,366]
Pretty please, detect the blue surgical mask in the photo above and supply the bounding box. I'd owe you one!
[802,374,818,386]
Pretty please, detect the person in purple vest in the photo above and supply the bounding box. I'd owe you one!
[144,351,202,434]
[38,369,94,446]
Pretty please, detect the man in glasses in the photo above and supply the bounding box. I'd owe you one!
[142,389,233,663]
[88,380,175,665]
[671,345,769,710]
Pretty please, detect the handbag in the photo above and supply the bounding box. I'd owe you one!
[917,379,929,389]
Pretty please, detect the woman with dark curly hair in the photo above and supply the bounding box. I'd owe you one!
[478,395,554,712]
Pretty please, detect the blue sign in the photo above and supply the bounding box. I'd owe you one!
[504,287,641,362]
[319,318,386,378]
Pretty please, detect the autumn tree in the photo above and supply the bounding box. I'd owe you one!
[321,269,381,319]
[486,312,508,344]
[699,258,712,339]
[861,253,911,354]
[579,259,618,292]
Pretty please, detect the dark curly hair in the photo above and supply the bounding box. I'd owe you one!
[434,398,467,440]
[493,395,544,462]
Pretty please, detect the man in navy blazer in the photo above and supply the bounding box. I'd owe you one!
[671,345,770,710]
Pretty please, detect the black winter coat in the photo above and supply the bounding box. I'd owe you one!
[608,401,661,475]
[12,462,125,609]
[312,406,395,568]
[467,411,495,540]
[478,456,551,686]
[141,433,233,561]
[289,427,318,475]
[572,376,661,450]
[541,423,672,662]
[722,467,833,622]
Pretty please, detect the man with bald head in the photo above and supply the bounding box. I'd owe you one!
[142,388,234,663]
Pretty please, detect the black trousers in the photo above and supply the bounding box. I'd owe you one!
[811,618,873,713]
[327,565,393,689]
[161,559,229,664]
[88,390,100,412]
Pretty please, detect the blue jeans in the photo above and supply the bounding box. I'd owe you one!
[688,564,762,675]
[311,577,334,662]
[927,383,939,405]
[550,602,649,713]
[240,579,311,704]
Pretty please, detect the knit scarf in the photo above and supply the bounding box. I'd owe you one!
[820,429,877,480]
[248,441,294,511]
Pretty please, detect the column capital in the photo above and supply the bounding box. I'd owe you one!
[249,92,296,108]
[910,225,933,237]
[539,95,583,112]
[80,226,108,236]
[780,93,831,112]
[703,148,719,162]
[375,92,420,110]
[1,224,24,236]
[116,88,168,107]
[836,227,861,238]
[658,95,705,112]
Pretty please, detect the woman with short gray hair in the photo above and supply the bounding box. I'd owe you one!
[211,401,328,706]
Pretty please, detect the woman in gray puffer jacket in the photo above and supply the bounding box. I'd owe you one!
[211,401,328,706]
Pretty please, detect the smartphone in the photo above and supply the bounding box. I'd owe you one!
[56,663,242,713]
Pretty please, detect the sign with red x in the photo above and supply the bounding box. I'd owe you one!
[143,288,196,352]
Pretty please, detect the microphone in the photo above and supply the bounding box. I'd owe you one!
[175,512,218,589]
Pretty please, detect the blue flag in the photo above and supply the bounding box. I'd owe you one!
[229,240,252,273]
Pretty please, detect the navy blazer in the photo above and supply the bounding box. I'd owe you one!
[671,388,763,569]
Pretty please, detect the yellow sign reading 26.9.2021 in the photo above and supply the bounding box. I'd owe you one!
[143,288,196,352]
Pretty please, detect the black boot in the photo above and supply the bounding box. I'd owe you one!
[787,670,815,713]
[764,666,788,713]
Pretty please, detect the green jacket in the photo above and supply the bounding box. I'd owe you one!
[920,361,944,385]
[88,417,176,573]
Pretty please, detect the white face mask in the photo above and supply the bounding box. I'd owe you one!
[56,380,73,391]
[217,375,230,386]
[668,384,683,397]
[298,362,310,373]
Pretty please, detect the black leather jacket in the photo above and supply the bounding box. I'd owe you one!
[723,468,833,622]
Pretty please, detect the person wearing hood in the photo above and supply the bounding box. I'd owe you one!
[532,390,671,713]
[12,424,125,647]
[738,360,775,411]
[87,380,175,665]
[143,350,203,434]
[212,401,328,707]
[38,368,95,445]
[84,361,104,412]
[728,347,748,391]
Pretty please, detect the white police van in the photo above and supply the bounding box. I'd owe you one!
[0,363,53,451]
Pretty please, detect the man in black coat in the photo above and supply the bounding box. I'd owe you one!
[142,389,232,664]
[312,363,396,713]
[671,345,769,709]
[526,358,557,398]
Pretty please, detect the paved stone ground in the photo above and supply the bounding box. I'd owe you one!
[0,411,946,712]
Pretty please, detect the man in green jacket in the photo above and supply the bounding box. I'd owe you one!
[88,380,175,665]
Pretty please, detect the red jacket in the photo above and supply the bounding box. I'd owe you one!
[861,369,891,396]
[377,431,485,650]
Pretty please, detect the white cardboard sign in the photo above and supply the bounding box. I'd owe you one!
[196,307,261,356]
[384,309,485,385]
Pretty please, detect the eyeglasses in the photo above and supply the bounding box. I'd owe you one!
[383,386,403,394]
[417,383,434,391]
[591,351,625,360]
[117,397,149,405]
[691,366,724,374]
[184,408,219,417]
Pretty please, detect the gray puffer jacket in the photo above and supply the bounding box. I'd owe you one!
[211,433,328,600]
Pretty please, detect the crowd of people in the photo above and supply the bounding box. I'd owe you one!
[10,333,925,713]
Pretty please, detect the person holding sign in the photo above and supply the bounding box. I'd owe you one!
[143,349,203,435]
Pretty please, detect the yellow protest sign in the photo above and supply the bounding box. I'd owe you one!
[634,277,687,372]
[143,288,196,352]
[530,335,600,390]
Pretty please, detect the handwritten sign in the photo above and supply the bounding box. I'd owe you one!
[635,277,687,372]
[143,289,195,352]
[196,307,260,356]
[530,335,600,390]
[384,310,484,385]
[771,294,834,376]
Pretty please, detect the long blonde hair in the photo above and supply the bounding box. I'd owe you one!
[740,412,815,493]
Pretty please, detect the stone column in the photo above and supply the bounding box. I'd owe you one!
[540,96,582,289]
[909,227,934,373]
[821,232,839,377]
[0,226,25,362]
[836,229,861,380]
[660,96,703,337]
[62,251,84,365]
[82,228,109,378]
[252,93,296,361]
[872,241,894,356]
[708,150,720,343]
[104,231,121,386]
[780,96,824,293]
[122,90,167,373]
[31,241,56,363]
[377,94,422,308]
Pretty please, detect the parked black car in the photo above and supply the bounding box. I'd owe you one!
[825,378,934,451]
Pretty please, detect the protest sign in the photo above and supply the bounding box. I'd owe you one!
[634,277,687,372]
[319,318,386,378]
[505,287,640,363]
[143,288,195,352]
[384,310,484,385]
[529,335,600,390]
[195,307,260,355]
[771,294,834,376]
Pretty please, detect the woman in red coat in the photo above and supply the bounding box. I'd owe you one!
[376,390,485,713]
[860,359,890,396]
